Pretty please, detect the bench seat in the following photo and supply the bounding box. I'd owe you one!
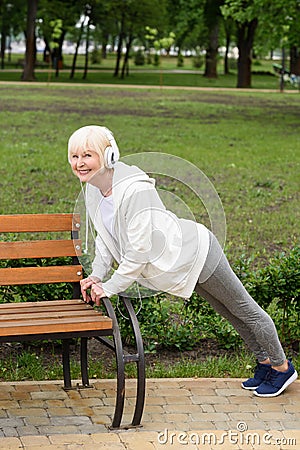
[0,299,113,338]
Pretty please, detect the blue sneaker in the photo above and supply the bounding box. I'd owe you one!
[254,360,298,397]
[241,362,271,390]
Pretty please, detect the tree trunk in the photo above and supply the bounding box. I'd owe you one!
[204,23,219,78]
[114,36,122,77]
[236,19,258,88]
[70,19,84,79]
[83,18,91,80]
[224,33,230,75]
[223,20,233,75]
[114,14,125,77]
[121,35,133,78]
[290,46,300,75]
[1,30,6,69]
[7,36,12,62]
[1,3,12,69]
[102,33,109,59]
[22,0,38,81]
[43,40,51,63]
[54,31,65,78]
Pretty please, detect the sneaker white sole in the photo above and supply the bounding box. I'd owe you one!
[241,383,259,390]
[254,370,298,397]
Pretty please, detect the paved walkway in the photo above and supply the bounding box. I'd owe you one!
[0,377,299,449]
[1,79,299,94]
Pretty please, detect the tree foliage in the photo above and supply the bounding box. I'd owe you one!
[221,0,300,87]
[1,0,300,86]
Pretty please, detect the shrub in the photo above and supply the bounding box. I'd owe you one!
[177,54,184,68]
[116,291,242,353]
[90,48,101,65]
[192,55,203,69]
[134,49,145,66]
[153,54,160,67]
[228,58,238,71]
[234,246,300,343]
[116,294,205,353]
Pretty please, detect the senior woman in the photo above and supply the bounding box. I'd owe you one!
[68,124,297,398]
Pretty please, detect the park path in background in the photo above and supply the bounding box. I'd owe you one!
[0,79,298,94]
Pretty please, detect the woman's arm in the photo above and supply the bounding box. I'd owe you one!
[90,234,114,280]
[102,184,162,296]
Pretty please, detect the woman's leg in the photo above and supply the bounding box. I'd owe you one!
[195,283,269,363]
[195,232,297,396]
[196,232,286,367]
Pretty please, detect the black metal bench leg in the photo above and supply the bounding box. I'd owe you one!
[121,296,145,427]
[101,298,126,429]
[62,339,72,389]
[81,337,90,387]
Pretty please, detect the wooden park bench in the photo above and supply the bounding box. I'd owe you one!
[0,213,145,429]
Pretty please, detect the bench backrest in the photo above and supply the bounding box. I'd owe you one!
[0,214,83,288]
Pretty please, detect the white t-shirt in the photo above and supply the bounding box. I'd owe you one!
[99,194,114,236]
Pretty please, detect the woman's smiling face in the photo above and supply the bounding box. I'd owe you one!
[70,148,102,183]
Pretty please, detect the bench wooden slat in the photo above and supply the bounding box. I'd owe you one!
[0,299,83,310]
[0,307,88,315]
[0,239,81,260]
[0,316,113,336]
[0,310,103,321]
[0,303,88,315]
[0,266,83,285]
[0,213,80,232]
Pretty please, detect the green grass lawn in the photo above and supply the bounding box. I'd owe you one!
[0,83,298,262]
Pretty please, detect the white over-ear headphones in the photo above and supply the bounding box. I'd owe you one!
[103,127,120,169]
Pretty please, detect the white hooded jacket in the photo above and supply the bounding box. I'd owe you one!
[85,162,210,299]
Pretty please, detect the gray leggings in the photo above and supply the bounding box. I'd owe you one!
[195,232,286,366]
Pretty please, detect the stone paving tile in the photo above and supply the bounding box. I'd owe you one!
[200,404,215,413]
[2,427,19,438]
[0,418,24,429]
[20,435,51,446]
[0,401,19,409]
[0,437,22,449]
[49,433,96,445]
[0,378,298,449]
[38,425,79,435]
[24,416,51,427]
[14,384,40,392]
[16,425,40,436]
[9,408,48,417]
[281,421,300,430]
[31,391,68,401]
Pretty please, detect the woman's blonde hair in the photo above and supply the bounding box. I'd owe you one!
[67,125,111,164]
